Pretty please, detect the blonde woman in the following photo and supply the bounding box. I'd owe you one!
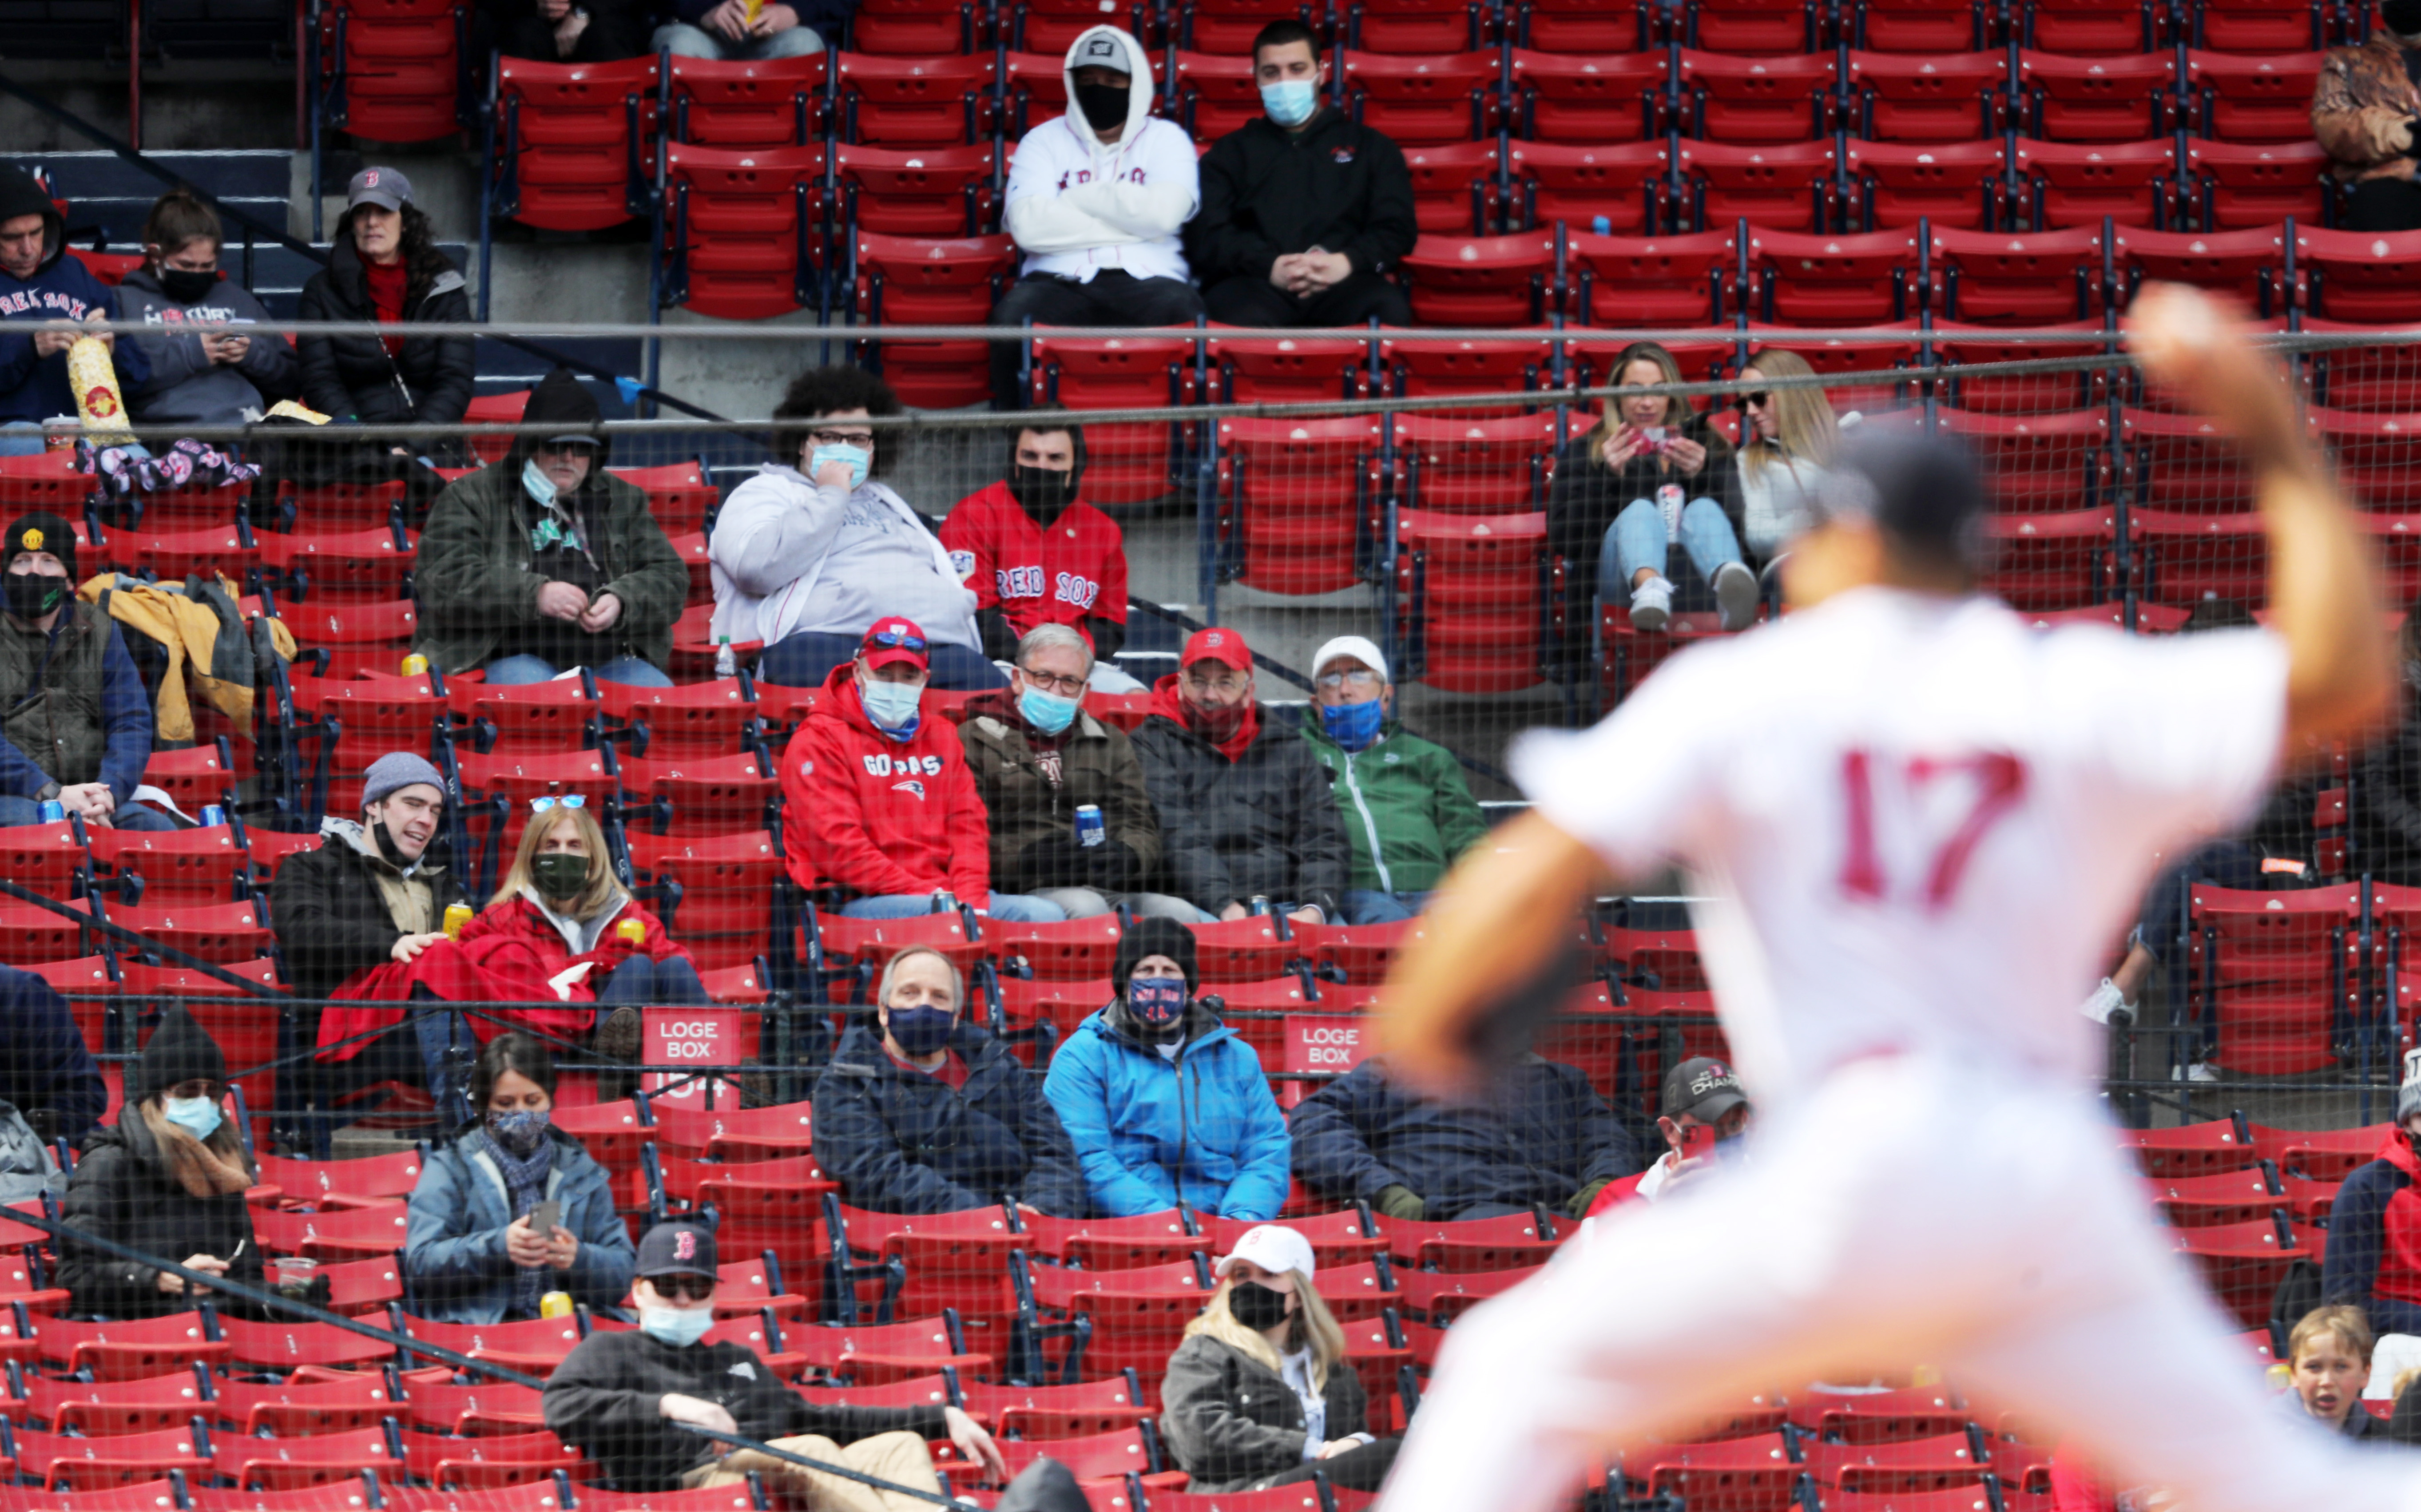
[1544,340,1753,637]
[1160,1226,1400,1494]
[1732,348,1848,566]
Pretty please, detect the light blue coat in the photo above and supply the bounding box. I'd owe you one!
[403,1129,634,1324]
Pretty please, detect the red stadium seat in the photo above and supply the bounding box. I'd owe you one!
[2184,141,2327,230]
[1402,141,1502,234]
[1676,49,1838,143]
[1380,334,1559,400]
[2184,884,2363,1075]
[2020,0,2167,54]
[1398,233,1556,325]
[1168,51,1261,140]
[788,1313,992,1387]
[834,52,996,146]
[667,53,826,147]
[1622,1434,1801,1512]
[1508,50,1669,144]
[396,1314,586,1377]
[1933,408,2112,513]
[103,898,271,965]
[849,0,980,54]
[2012,137,2176,230]
[1350,0,1493,54]
[2175,1215,2321,1329]
[492,57,658,231]
[1377,1210,1565,1271]
[1205,332,1372,405]
[1979,508,2118,611]
[958,1376,1153,1440]
[1565,226,1736,324]
[1747,226,1921,325]
[1926,224,2107,324]
[2146,1166,2295,1229]
[2192,0,2329,52]
[836,143,996,238]
[459,389,529,465]
[2016,50,2175,143]
[114,523,260,583]
[1787,1385,1970,1445]
[1681,0,1819,55]
[1842,49,2006,143]
[1929,321,2114,414]
[255,523,417,605]
[321,0,466,144]
[1511,0,1647,52]
[1851,0,1993,52]
[18,1421,211,1489]
[662,143,829,321]
[1390,410,1560,514]
[37,1316,228,1381]
[1801,1433,1987,1494]
[216,1317,397,1373]
[849,230,1018,410]
[1215,416,1384,597]
[1027,331,1195,504]
[1175,0,1305,55]
[1509,139,1672,236]
[254,1148,424,1205]
[1678,139,1838,232]
[1395,508,1546,693]
[22,1372,210,1436]
[249,1202,412,1262]
[2298,226,2421,323]
[1386,1264,1532,1322]
[1341,50,1502,146]
[2111,224,2287,315]
[1006,0,1148,52]
[2188,49,2327,144]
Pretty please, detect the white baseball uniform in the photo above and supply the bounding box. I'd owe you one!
[1382,586,2421,1512]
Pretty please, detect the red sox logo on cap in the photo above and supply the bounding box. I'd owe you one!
[674,1229,697,1261]
[363,170,380,187]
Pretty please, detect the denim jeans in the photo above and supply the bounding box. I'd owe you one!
[410,992,477,1132]
[1342,889,1431,926]
[1033,887,1214,923]
[480,654,675,689]
[651,19,825,57]
[1598,496,1747,606]
[0,423,44,458]
[841,891,1067,923]
[594,954,710,1012]
[0,795,177,831]
[757,632,1007,691]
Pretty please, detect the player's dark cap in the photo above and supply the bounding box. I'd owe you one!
[1662,1056,1749,1122]
[1807,428,1991,573]
[636,1221,718,1279]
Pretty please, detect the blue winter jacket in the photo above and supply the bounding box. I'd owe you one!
[403,1127,635,1325]
[0,240,149,427]
[1043,999,1291,1221]
[0,964,104,1143]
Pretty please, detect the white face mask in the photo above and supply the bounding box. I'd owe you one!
[162,1095,222,1141]
[639,1302,715,1347]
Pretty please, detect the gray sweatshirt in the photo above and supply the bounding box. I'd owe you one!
[706,464,981,651]
[115,267,301,427]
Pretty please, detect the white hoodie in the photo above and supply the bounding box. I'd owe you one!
[1003,25,1200,284]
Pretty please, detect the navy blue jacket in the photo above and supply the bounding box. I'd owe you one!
[2322,1151,2421,1338]
[812,1018,1087,1216]
[1289,1055,1638,1219]
[0,615,154,807]
[0,965,104,1142]
[0,250,149,428]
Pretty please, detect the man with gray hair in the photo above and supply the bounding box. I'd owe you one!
[960,623,1203,921]
[812,943,1087,1214]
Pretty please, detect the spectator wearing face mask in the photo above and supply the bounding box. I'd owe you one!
[1130,627,1349,925]
[988,26,1204,410]
[939,415,1138,693]
[1043,917,1291,1220]
[545,1220,1005,1499]
[404,1032,634,1325]
[812,945,1087,1215]
[116,189,299,430]
[1585,1057,1752,1213]
[1299,636,1484,927]
[779,616,1064,922]
[2315,0,2421,232]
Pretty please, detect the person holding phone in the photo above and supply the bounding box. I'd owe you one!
[1583,1057,1754,1216]
[404,1032,635,1324]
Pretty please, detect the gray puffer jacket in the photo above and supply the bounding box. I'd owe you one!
[1159,1333,1370,1493]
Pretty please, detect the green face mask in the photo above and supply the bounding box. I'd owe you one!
[531,851,589,899]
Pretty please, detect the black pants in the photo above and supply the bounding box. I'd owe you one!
[1203,270,1412,329]
[497,0,652,61]
[2349,175,2421,232]
[1257,1437,1400,1494]
[988,270,1207,410]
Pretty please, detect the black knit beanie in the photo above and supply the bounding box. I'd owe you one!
[1,512,77,581]
[137,1005,226,1103]
[1113,916,1198,996]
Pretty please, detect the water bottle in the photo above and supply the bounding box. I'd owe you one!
[714,636,737,679]
[1657,482,1685,545]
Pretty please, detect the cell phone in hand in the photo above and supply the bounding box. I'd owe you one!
[1677,1123,1718,1162]
[530,1199,562,1237]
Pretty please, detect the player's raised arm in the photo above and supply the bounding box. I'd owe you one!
[2126,283,2395,756]
[1376,810,1611,1096]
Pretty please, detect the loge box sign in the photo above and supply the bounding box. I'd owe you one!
[642,1007,742,1111]
[1285,1014,1374,1077]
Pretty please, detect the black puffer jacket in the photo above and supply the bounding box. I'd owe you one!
[56,1101,267,1319]
[1127,688,1350,920]
[271,819,468,1003]
[1160,1333,1371,1494]
[296,226,474,429]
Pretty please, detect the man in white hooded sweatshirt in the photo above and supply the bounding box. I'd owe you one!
[988,26,1203,411]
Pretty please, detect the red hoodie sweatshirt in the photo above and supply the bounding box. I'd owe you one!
[780,663,992,901]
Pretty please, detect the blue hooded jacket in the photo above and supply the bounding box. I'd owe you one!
[0,171,149,427]
[1043,998,1291,1220]
[403,1126,634,1325]
[0,964,103,1143]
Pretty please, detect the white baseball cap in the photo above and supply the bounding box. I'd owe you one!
[1214,1224,1318,1282]
[1311,635,1388,686]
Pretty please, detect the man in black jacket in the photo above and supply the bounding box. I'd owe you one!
[1188,21,1418,329]
[1128,627,1349,924]
[545,1220,1007,1499]
[0,964,105,1144]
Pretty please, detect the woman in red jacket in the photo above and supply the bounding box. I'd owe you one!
[456,796,709,1068]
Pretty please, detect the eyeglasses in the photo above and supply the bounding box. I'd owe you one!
[864,628,929,654]
[529,794,587,813]
[1017,667,1087,697]
[650,1277,715,1303]
[807,428,877,448]
[1314,668,1381,690]
[1183,670,1251,696]
[1732,391,1770,412]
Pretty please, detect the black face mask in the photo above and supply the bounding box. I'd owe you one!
[1008,463,1082,526]
[4,571,64,622]
[1227,1280,1292,1332]
[1075,81,1129,133]
[370,817,419,869]
[157,266,219,305]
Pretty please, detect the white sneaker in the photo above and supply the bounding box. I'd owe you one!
[2185,1061,2220,1083]
[1629,574,1675,631]
[1713,560,1759,631]
[2080,977,2137,1027]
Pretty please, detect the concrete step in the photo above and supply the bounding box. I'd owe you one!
[4,148,293,248]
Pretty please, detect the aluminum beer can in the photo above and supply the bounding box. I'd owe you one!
[37,799,64,824]
[442,902,474,939]
[1657,482,1686,544]
[1249,895,1271,916]
[400,653,430,676]
[933,890,959,914]
[198,804,227,828]
[615,917,647,946]
[1074,804,1105,849]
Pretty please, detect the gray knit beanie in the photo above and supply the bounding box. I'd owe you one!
[361,751,448,809]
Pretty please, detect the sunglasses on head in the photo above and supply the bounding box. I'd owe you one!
[1731,391,1770,412]
[864,629,928,653]
[529,794,587,813]
[650,1275,714,1302]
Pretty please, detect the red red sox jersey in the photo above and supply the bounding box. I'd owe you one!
[938,480,1130,647]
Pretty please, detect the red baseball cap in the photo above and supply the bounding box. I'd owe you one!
[1182,627,1250,670]
[858,616,931,673]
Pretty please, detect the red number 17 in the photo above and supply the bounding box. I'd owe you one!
[1839,749,2028,911]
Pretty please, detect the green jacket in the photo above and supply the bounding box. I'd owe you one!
[412,462,689,676]
[1302,716,1487,896]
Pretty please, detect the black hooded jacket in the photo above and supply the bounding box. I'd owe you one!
[295,221,474,428]
[1188,109,1420,287]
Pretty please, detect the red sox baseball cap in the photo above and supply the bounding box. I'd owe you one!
[1661,1056,1748,1122]
[1181,626,1250,670]
[858,615,931,673]
[636,1220,718,1280]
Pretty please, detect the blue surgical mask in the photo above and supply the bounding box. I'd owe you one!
[887,1005,956,1058]
[1260,78,1319,127]
[808,443,872,491]
[1129,975,1187,1028]
[163,1095,222,1142]
[859,675,923,735]
[1320,697,1384,752]
[639,1303,716,1347]
[1018,683,1079,736]
[520,458,557,509]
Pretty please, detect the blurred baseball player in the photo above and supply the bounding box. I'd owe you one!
[1377,286,2419,1512]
